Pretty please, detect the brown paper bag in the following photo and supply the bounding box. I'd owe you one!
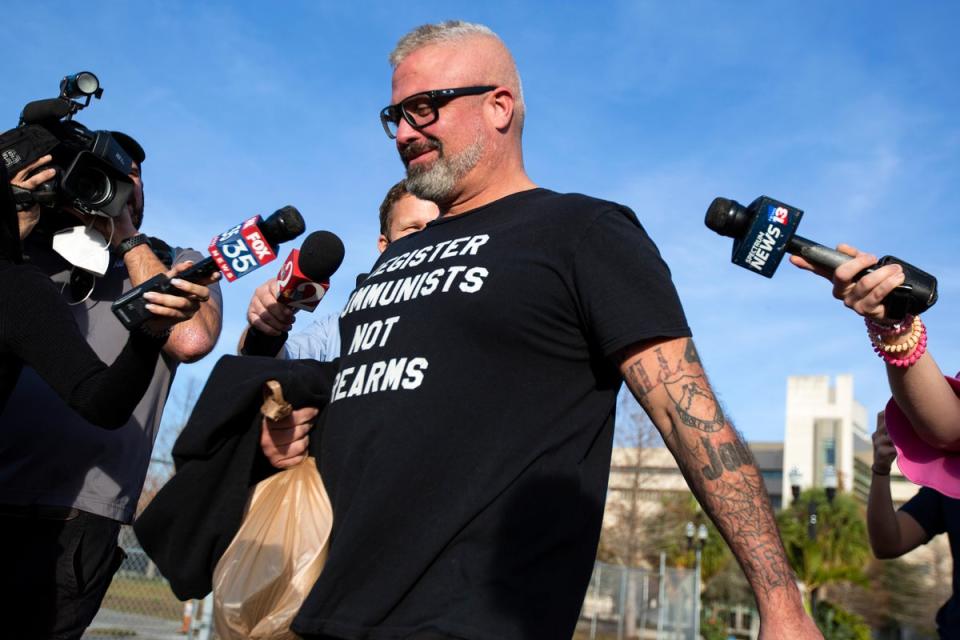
[212,456,332,639]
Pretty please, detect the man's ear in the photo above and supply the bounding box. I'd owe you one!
[486,88,515,132]
[377,234,389,253]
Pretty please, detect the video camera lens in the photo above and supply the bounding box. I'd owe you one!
[69,166,113,207]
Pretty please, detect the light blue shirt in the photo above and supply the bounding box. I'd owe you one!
[283,311,341,362]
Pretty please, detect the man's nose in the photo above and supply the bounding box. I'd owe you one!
[395,116,423,147]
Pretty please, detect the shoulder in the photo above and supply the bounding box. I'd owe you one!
[0,262,56,294]
[524,189,631,214]
[0,263,67,318]
[521,189,641,231]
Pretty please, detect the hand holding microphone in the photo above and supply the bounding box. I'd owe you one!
[705,195,938,321]
[112,205,306,329]
[241,230,345,357]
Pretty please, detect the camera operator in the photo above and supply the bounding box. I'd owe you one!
[0,156,201,423]
[0,132,223,639]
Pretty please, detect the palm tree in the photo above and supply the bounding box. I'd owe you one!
[777,488,871,613]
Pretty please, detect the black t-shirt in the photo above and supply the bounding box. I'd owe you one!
[293,189,690,639]
[901,486,960,635]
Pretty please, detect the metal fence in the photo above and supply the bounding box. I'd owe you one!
[576,558,697,640]
[84,530,702,640]
[83,525,214,640]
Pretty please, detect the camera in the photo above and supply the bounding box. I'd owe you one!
[0,72,134,218]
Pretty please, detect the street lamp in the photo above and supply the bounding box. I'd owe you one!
[686,521,709,640]
[789,467,803,504]
[823,465,838,504]
[808,465,838,619]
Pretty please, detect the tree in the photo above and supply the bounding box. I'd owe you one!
[814,601,871,640]
[597,389,664,567]
[645,493,731,583]
[135,376,202,516]
[829,557,943,638]
[777,489,871,613]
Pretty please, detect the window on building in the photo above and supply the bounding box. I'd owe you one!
[813,418,841,487]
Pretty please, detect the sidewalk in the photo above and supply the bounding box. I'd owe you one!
[83,607,187,640]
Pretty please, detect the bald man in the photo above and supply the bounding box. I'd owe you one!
[266,21,821,639]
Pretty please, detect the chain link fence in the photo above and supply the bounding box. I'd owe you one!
[83,526,214,640]
[576,559,698,640]
[83,521,708,640]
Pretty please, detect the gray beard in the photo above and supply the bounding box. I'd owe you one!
[406,137,484,203]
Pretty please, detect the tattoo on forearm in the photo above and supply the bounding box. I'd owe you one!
[670,428,793,598]
[700,437,752,480]
[623,339,725,432]
[623,338,795,600]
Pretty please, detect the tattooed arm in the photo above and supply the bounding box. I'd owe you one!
[618,336,821,639]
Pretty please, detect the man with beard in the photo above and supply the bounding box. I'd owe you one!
[262,21,821,639]
[0,132,222,639]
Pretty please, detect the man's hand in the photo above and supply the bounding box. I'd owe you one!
[141,261,221,336]
[10,154,56,239]
[260,406,318,468]
[247,277,295,336]
[872,411,897,475]
[789,243,904,322]
[81,200,139,248]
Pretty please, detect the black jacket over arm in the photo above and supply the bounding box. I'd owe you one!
[134,355,336,600]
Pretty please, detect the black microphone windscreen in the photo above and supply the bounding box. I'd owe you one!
[260,205,306,246]
[704,197,750,239]
[21,99,72,124]
[298,230,345,281]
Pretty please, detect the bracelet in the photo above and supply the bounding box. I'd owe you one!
[865,314,914,337]
[872,464,891,476]
[117,233,150,257]
[870,316,924,354]
[873,320,927,368]
[869,315,923,354]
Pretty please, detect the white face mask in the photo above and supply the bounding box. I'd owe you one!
[52,225,110,276]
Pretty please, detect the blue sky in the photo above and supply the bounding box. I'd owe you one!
[3,2,959,451]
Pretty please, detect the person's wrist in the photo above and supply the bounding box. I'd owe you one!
[872,462,891,476]
[117,233,150,257]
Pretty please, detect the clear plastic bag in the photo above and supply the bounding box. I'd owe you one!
[213,457,332,639]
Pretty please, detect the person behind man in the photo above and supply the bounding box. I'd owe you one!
[0,132,223,639]
[868,412,958,637]
[263,21,821,639]
[242,179,438,360]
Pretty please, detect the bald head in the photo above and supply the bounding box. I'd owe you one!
[387,21,536,214]
[390,21,524,132]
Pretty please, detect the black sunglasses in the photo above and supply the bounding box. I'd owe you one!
[379,86,497,139]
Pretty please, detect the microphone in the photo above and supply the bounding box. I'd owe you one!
[705,196,938,320]
[241,230,345,357]
[19,99,73,125]
[276,231,345,312]
[112,206,306,329]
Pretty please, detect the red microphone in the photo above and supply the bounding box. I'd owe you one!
[276,248,328,312]
[240,230,345,356]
